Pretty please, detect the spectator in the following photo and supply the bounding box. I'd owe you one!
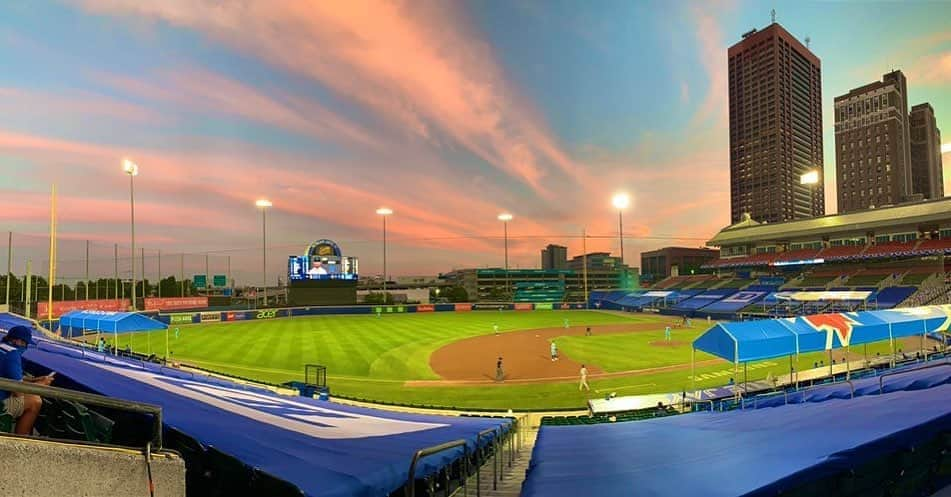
[0,326,53,435]
[97,337,106,353]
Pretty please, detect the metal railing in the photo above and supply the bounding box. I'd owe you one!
[878,359,949,394]
[405,439,468,497]
[0,377,163,448]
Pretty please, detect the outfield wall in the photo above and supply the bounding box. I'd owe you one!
[158,302,590,325]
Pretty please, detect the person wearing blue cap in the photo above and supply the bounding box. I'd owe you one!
[1,326,53,435]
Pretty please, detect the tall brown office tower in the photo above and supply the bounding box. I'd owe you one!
[833,70,912,213]
[910,103,944,200]
[728,23,824,224]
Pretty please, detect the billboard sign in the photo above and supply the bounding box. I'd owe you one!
[145,297,208,311]
[200,312,221,323]
[416,304,435,313]
[213,275,227,288]
[193,275,207,289]
[454,303,472,312]
[38,299,130,319]
[534,303,553,310]
[169,313,195,325]
[514,303,534,311]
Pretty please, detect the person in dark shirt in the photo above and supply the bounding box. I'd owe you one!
[1,326,53,435]
[495,357,504,382]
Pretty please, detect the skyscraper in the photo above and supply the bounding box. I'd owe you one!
[833,70,912,213]
[910,103,944,200]
[728,22,824,224]
[540,244,567,270]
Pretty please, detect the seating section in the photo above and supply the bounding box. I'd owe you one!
[672,289,738,311]
[874,286,917,308]
[513,281,565,303]
[522,384,951,497]
[913,238,951,254]
[861,240,920,259]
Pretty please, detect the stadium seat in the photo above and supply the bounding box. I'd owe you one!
[0,412,12,433]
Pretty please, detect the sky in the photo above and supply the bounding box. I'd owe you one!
[1,0,950,284]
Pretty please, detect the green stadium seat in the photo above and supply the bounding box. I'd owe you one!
[0,412,12,433]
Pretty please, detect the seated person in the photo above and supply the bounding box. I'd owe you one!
[1,326,53,435]
[307,259,328,277]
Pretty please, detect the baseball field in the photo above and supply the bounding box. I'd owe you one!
[111,310,909,410]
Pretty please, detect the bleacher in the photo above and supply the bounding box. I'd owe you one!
[2,322,514,497]
[844,268,898,287]
[669,289,738,313]
[512,281,565,303]
[524,384,950,497]
[873,286,918,309]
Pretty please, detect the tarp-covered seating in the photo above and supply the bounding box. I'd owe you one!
[59,311,167,353]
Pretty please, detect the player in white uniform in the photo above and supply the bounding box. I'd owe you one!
[579,364,590,391]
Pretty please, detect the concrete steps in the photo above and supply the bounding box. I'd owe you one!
[457,429,538,497]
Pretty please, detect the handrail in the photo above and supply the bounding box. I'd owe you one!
[0,377,163,449]
[878,359,949,395]
[405,438,468,497]
[793,379,855,402]
[475,427,497,497]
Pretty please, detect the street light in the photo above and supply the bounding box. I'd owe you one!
[611,193,630,264]
[376,208,393,300]
[801,170,819,218]
[498,213,513,301]
[255,199,272,307]
[122,159,139,312]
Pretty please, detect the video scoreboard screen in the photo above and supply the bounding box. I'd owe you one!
[288,255,358,281]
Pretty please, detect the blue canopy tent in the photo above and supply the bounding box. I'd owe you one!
[691,305,951,391]
[59,310,167,357]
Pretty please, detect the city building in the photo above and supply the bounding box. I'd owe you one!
[910,103,944,200]
[728,22,824,224]
[834,70,912,213]
[440,252,637,302]
[540,244,568,270]
[640,247,719,281]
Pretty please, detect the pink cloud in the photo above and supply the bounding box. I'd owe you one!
[905,51,951,86]
[76,0,591,197]
[0,87,162,124]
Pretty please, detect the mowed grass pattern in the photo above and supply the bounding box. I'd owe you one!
[118,311,649,382]
[112,311,922,410]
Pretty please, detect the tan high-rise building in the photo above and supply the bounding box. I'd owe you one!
[834,70,912,213]
[728,22,824,224]
[910,103,944,200]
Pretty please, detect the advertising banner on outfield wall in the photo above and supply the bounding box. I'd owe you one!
[38,299,131,318]
[514,303,533,311]
[145,297,209,311]
[199,312,221,323]
[169,313,196,325]
[416,304,435,312]
[454,303,472,312]
[534,303,553,310]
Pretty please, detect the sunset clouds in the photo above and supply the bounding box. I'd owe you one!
[1,1,949,279]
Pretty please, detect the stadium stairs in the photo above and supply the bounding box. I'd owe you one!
[463,427,537,497]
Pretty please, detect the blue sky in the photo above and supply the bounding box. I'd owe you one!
[0,0,949,282]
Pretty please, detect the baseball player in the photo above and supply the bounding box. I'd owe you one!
[495,356,504,382]
[550,341,558,361]
[493,323,499,336]
[664,325,672,342]
[579,364,590,391]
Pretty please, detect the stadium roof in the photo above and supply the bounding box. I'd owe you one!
[707,197,951,247]
[693,306,951,363]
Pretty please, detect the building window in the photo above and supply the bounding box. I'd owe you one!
[875,234,890,244]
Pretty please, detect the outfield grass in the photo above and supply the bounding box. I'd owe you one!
[111,311,915,410]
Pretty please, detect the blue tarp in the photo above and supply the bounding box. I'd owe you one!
[59,311,167,337]
[522,384,951,497]
[12,336,509,497]
[693,305,951,363]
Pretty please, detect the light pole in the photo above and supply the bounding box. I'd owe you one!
[498,213,513,300]
[801,169,819,219]
[256,199,272,307]
[376,208,393,301]
[122,159,139,311]
[612,193,630,264]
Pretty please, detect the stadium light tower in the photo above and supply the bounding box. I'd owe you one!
[376,208,393,299]
[122,159,139,312]
[498,213,513,300]
[611,193,630,264]
[255,199,272,307]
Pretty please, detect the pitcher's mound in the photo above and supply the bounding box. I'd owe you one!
[649,340,688,347]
